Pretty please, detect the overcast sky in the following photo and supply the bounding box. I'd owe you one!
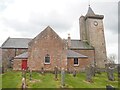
[0,0,119,63]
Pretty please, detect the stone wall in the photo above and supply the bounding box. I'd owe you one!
[13,59,22,70]
[28,27,67,71]
[86,18,107,68]
[67,58,89,72]
[2,48,28,71]
[72,49,95,65]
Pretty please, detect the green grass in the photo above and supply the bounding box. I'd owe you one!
[2,70,22,88]
[26,72,60,88]
[0,74,2,89]
[2,70,119,88]
[65,72,118,88]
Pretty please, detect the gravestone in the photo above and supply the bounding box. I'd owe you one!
[22,69,26,79]
[41,67,44,75]
[21,77,26,89]
[2,66,4,73]
[27,67,30,73]
[61,68,65,87]
[73,70,76,77]
[54,66,58,80]
[29,70,32,81]
[85,65,93,82]
[118,65,120,79]
[107,66,115,81]
[90,65,95,76]
[96,68,101,74]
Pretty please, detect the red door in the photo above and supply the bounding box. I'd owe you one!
[22,60,27,70]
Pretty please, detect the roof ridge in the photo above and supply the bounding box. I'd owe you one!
[9,38,32,39]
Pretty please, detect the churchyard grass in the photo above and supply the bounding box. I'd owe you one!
[2,70,119,88]
[0,74,2,89]
[2,70,22,88]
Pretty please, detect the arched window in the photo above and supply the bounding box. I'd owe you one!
[44,54,50,64]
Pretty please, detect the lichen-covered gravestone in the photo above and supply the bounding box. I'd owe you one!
[61,68,65,87]
[85,65,93,82]
[29,70,32,81]
[107,66,115,81]
[90,65,95,76]
[73,70,76,77]
[54,66,58,80]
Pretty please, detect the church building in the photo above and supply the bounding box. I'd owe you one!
[1,6,107,72]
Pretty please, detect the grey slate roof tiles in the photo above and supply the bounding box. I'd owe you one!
[70,40,93,49]
[1,38,93,49]
[86,6,95,16]
[1,38,32,49]
[14,52,28,59]
[14,50,87,59]
[67,50,87,58]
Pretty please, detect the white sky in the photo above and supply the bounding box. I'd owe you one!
[0,0,119,63]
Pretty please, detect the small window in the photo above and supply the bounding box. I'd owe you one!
[74,58,79,66]
[45,54,50,64]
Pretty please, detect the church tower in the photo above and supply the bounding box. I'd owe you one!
[79,6,107,68]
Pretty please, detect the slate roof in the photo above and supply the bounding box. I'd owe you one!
[86,6,95,16]
[14,52,28,59]
[85,6,104,19]
[14,50,87,59]
[67,50,87,58]
[1,37,32,49]
[69,40,94,49]
[1,37,93,50]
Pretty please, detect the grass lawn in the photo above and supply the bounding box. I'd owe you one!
[2,70,119,88]
[2,70,22,88]
[0,74,2,89]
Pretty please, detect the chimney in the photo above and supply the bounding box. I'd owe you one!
[68,34,71,49]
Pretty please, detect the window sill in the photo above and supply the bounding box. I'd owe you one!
[44,63,50,65]
[74,64,79,67]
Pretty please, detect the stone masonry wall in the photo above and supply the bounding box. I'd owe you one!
[86,18,107,68]
[28,27,67,71]
[71,49,95,65]
[67,58,89,72]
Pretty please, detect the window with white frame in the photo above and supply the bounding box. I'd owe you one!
[74,58,79,66]
[45,54,50,64]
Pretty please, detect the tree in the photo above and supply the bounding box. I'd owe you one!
[107,54,116,64]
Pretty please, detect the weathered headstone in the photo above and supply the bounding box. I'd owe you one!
[29,70,32,81]
[2,66,4,73]
[85,66,93,82]
[54,66,58,80]
[118,65,120,79]
[107,67,115,81]
[41,67,44,75]
[96,68,101,74]
[22,77,26,89]
[27,67,30,73]
[22,69,26,78]
[90,65,95,76]
[61,68,65,87]
[73,70,76,77]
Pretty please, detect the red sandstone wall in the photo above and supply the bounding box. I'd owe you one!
[67,58,89,72]
[28,27,67,71]
[72,49,95,65]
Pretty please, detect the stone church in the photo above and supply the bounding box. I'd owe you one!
[1,6,107,72]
